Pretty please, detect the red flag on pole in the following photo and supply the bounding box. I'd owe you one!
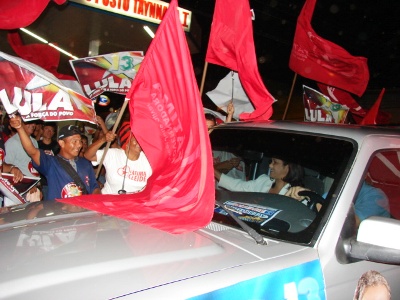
[59,0,215,234]
[289,0,369,97]
[206,0,275,121]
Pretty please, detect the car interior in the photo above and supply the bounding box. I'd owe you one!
[210,126,356,244]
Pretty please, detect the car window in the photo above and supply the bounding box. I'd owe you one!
[210,127,356,244]
[353,150,400,228]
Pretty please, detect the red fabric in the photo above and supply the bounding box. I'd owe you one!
[289,0,369,97]
[317,83,366,115]
[360,88,385,125]
[0,0,66,29]
[59,0,215,234]
[206,0,275,121]
[7,32,75,80]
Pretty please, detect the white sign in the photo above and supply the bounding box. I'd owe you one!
[70,0,192,31]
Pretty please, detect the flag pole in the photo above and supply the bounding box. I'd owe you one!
[231,71,234,101]
[199,61,209,96]
[95,99,129,178]
[282,73,298,120]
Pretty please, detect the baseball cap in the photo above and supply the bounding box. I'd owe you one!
[58,125,81,140]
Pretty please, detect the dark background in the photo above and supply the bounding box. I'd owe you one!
[0,0,399,121]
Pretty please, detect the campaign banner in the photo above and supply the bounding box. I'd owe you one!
[215,201,282,226]
[0,51,97,124]
[303,85,349,124]
[70,51,144,99]
[0,173,40,204]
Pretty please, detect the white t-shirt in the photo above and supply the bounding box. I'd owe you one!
[213,150,246,180]
[96,148,152,195]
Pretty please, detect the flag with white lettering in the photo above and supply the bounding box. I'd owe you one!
[206,0,275,121]
[0,51,96,123]
[70,51,144,99]
[289,0,369,97]
[58,0,215,234]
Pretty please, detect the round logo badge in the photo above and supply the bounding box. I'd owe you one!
[98,95,110,106]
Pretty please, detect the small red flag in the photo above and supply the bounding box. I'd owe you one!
[289,0,369,97]
[0,0,66,30]
[206,0,275,121]
[59,0,215,234]
[360,88,385,125]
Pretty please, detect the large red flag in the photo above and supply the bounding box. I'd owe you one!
[206,0,275,121]
[0,0,66,29]
[59,0,215,234]
[289,0,369,97]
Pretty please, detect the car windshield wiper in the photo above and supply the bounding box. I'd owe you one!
[216,200,267,245]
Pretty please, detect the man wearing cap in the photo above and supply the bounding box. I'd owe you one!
[10,116,100,200]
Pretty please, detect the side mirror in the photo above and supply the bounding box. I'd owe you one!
[343,216,400,264]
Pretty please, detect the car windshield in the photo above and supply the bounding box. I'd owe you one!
[210,125,356,245]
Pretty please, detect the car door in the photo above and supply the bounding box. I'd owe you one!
[318,135,400,298]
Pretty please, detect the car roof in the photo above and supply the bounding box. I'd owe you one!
[214,120,400,143]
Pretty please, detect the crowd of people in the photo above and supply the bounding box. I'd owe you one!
[0,111,153,206]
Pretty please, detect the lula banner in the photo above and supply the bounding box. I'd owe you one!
[0,51,96,124]
[70,51,144,99]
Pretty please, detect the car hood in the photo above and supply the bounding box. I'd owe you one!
[0,202,310,299]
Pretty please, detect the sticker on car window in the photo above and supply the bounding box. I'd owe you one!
[215,201,282,225]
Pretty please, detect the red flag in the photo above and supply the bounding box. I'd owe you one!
[0,0,66,29]
[360,88,385,125]
[7,32,75,81]
[59,0,215,234]
[206,0,275,121]
[289,0,369,97]
[317,83,366,116]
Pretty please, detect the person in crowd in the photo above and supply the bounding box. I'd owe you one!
[205,113,217,133]
[5,118,41,202]
[38,122,59,156]
[353,270,391,300]
[37,122,59,200]
[32,121,44,141]
[79,134,89,158]
[5,119,40,178]
[354,181,390,227]
[0,129,24,206]
[1,114,15,142]
[9,116,100,200]
[206,103,245,180]
[215,157,304,196]
[84,121,152,194]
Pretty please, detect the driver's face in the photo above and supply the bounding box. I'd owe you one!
[269,158,289,180]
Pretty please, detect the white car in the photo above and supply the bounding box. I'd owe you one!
[0,121,399,299]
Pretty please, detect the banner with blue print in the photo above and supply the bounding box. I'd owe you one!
[189,259,325,300]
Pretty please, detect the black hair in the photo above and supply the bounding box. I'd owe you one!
[205,113,217,125]
[43,122,57,129]
[283,161,304,187]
